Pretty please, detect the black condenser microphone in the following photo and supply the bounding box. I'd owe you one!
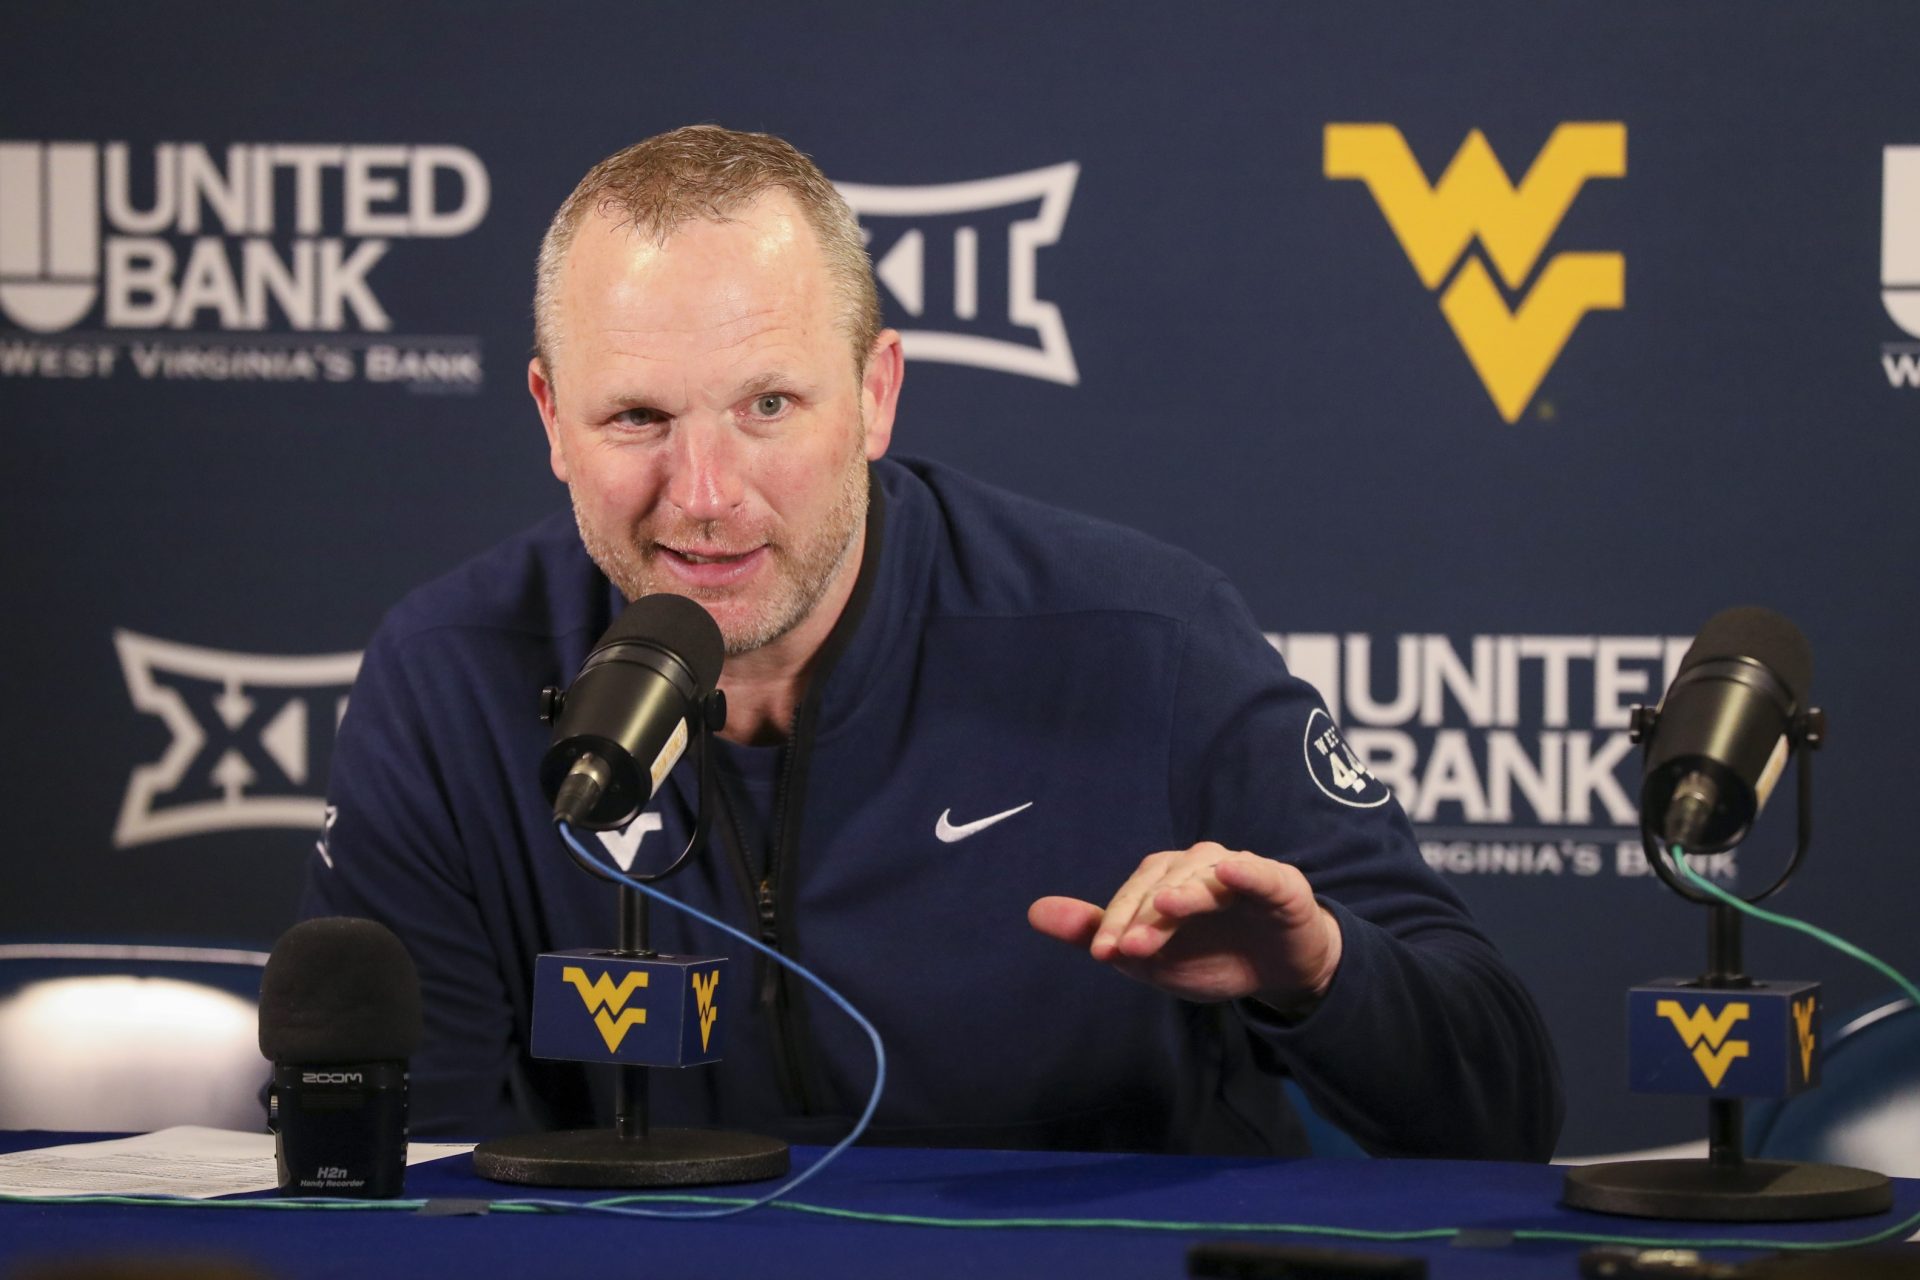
[259,917,422,1198]
[540,593,724,829]
[1642,606,1814,853]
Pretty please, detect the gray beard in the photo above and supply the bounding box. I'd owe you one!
[570,454,869,657]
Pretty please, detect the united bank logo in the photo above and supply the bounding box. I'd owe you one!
[0,140,489,391]
[0,143,98,332]
[1325,124,1626,423]
[1271,631,1742,885]
[1656,999,1750,1089]
[114,630,361,847]
[838,163,1079,385]
[1881,145,1920,389]
[562,966,649,1053]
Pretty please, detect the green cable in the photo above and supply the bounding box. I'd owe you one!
[577,1192,1920,1249]
[7,845,1916,1254]
[579,1191,1462,1238]
[1670,844,1920,1010]
[1512,1208,1920,1253]
[528,866,1920,1251]
[6,1188,1918,1254]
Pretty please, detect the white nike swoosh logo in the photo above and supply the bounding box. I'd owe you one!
[935,802,1034,843]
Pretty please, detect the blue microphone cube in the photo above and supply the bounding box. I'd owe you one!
[1627,978,1820,1098]
[530,949,728,1068]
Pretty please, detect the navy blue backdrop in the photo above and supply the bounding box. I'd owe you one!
[3,2,1916,1156]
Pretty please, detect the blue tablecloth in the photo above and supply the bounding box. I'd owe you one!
[3,1132,1915,1279]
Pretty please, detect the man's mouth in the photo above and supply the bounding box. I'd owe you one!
[655,543,769,586]
[661,542,758,562]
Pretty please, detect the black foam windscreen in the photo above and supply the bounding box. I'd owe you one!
[600,593,725,693]
[258,917,423,1063]
[1677,605,1814,704]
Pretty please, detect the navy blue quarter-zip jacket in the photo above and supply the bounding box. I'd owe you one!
[302,457,1563,1159]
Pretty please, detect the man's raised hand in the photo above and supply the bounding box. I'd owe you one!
[1028,842,1343,1012]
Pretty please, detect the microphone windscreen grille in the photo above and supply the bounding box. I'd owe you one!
[258,917,423,1062]
[1680,606,1813,703]
[599,593,725,692]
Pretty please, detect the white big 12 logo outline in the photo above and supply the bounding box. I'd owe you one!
[838,163,1079,386]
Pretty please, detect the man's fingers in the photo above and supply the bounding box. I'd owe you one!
[1090,852,1176,959]
[1125,853,1302,957]
[1040,846,1336,1006]
[1107,847,1238,957]
[1027,895,1103,947]
[1148,870,1234,921]
[1122,861,1251,957]
[1213,853,1316,924]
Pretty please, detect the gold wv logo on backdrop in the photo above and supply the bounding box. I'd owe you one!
[562,966,649,1053]
[1325,123,1626,422]
[1656,999,1750,1088]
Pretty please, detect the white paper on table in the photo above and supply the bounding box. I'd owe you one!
[0,1126,475,1200]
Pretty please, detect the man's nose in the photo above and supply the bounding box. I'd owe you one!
[663,420,746,522]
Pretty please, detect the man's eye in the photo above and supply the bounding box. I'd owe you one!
[750,394,788,417]
[614,408,665,428]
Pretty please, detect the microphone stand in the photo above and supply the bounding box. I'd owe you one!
[615,878,651,1144]
[474,692,790,1188]
[1562,710,1891,1220]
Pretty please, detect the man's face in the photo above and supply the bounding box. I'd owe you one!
[530,193,899,656]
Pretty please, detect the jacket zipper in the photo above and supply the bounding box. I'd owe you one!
[711,772,813,1114]
[723,470,886,1122]
[759,730,814,1113]
[755,876,780,1003]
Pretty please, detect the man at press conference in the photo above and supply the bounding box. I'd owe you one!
[299,125,1562,1160]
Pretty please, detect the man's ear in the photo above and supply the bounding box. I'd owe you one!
[859,330,904,461]
[529,356,569,482]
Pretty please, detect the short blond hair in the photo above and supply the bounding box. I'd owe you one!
[533,125,880,373]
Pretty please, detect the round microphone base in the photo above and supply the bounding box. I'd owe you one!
[472,1126,790,1188]
[1562,1157,1892,1221]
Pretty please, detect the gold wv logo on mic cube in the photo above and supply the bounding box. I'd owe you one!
[1627,979,1819,1097]
[530,950,727,1067]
